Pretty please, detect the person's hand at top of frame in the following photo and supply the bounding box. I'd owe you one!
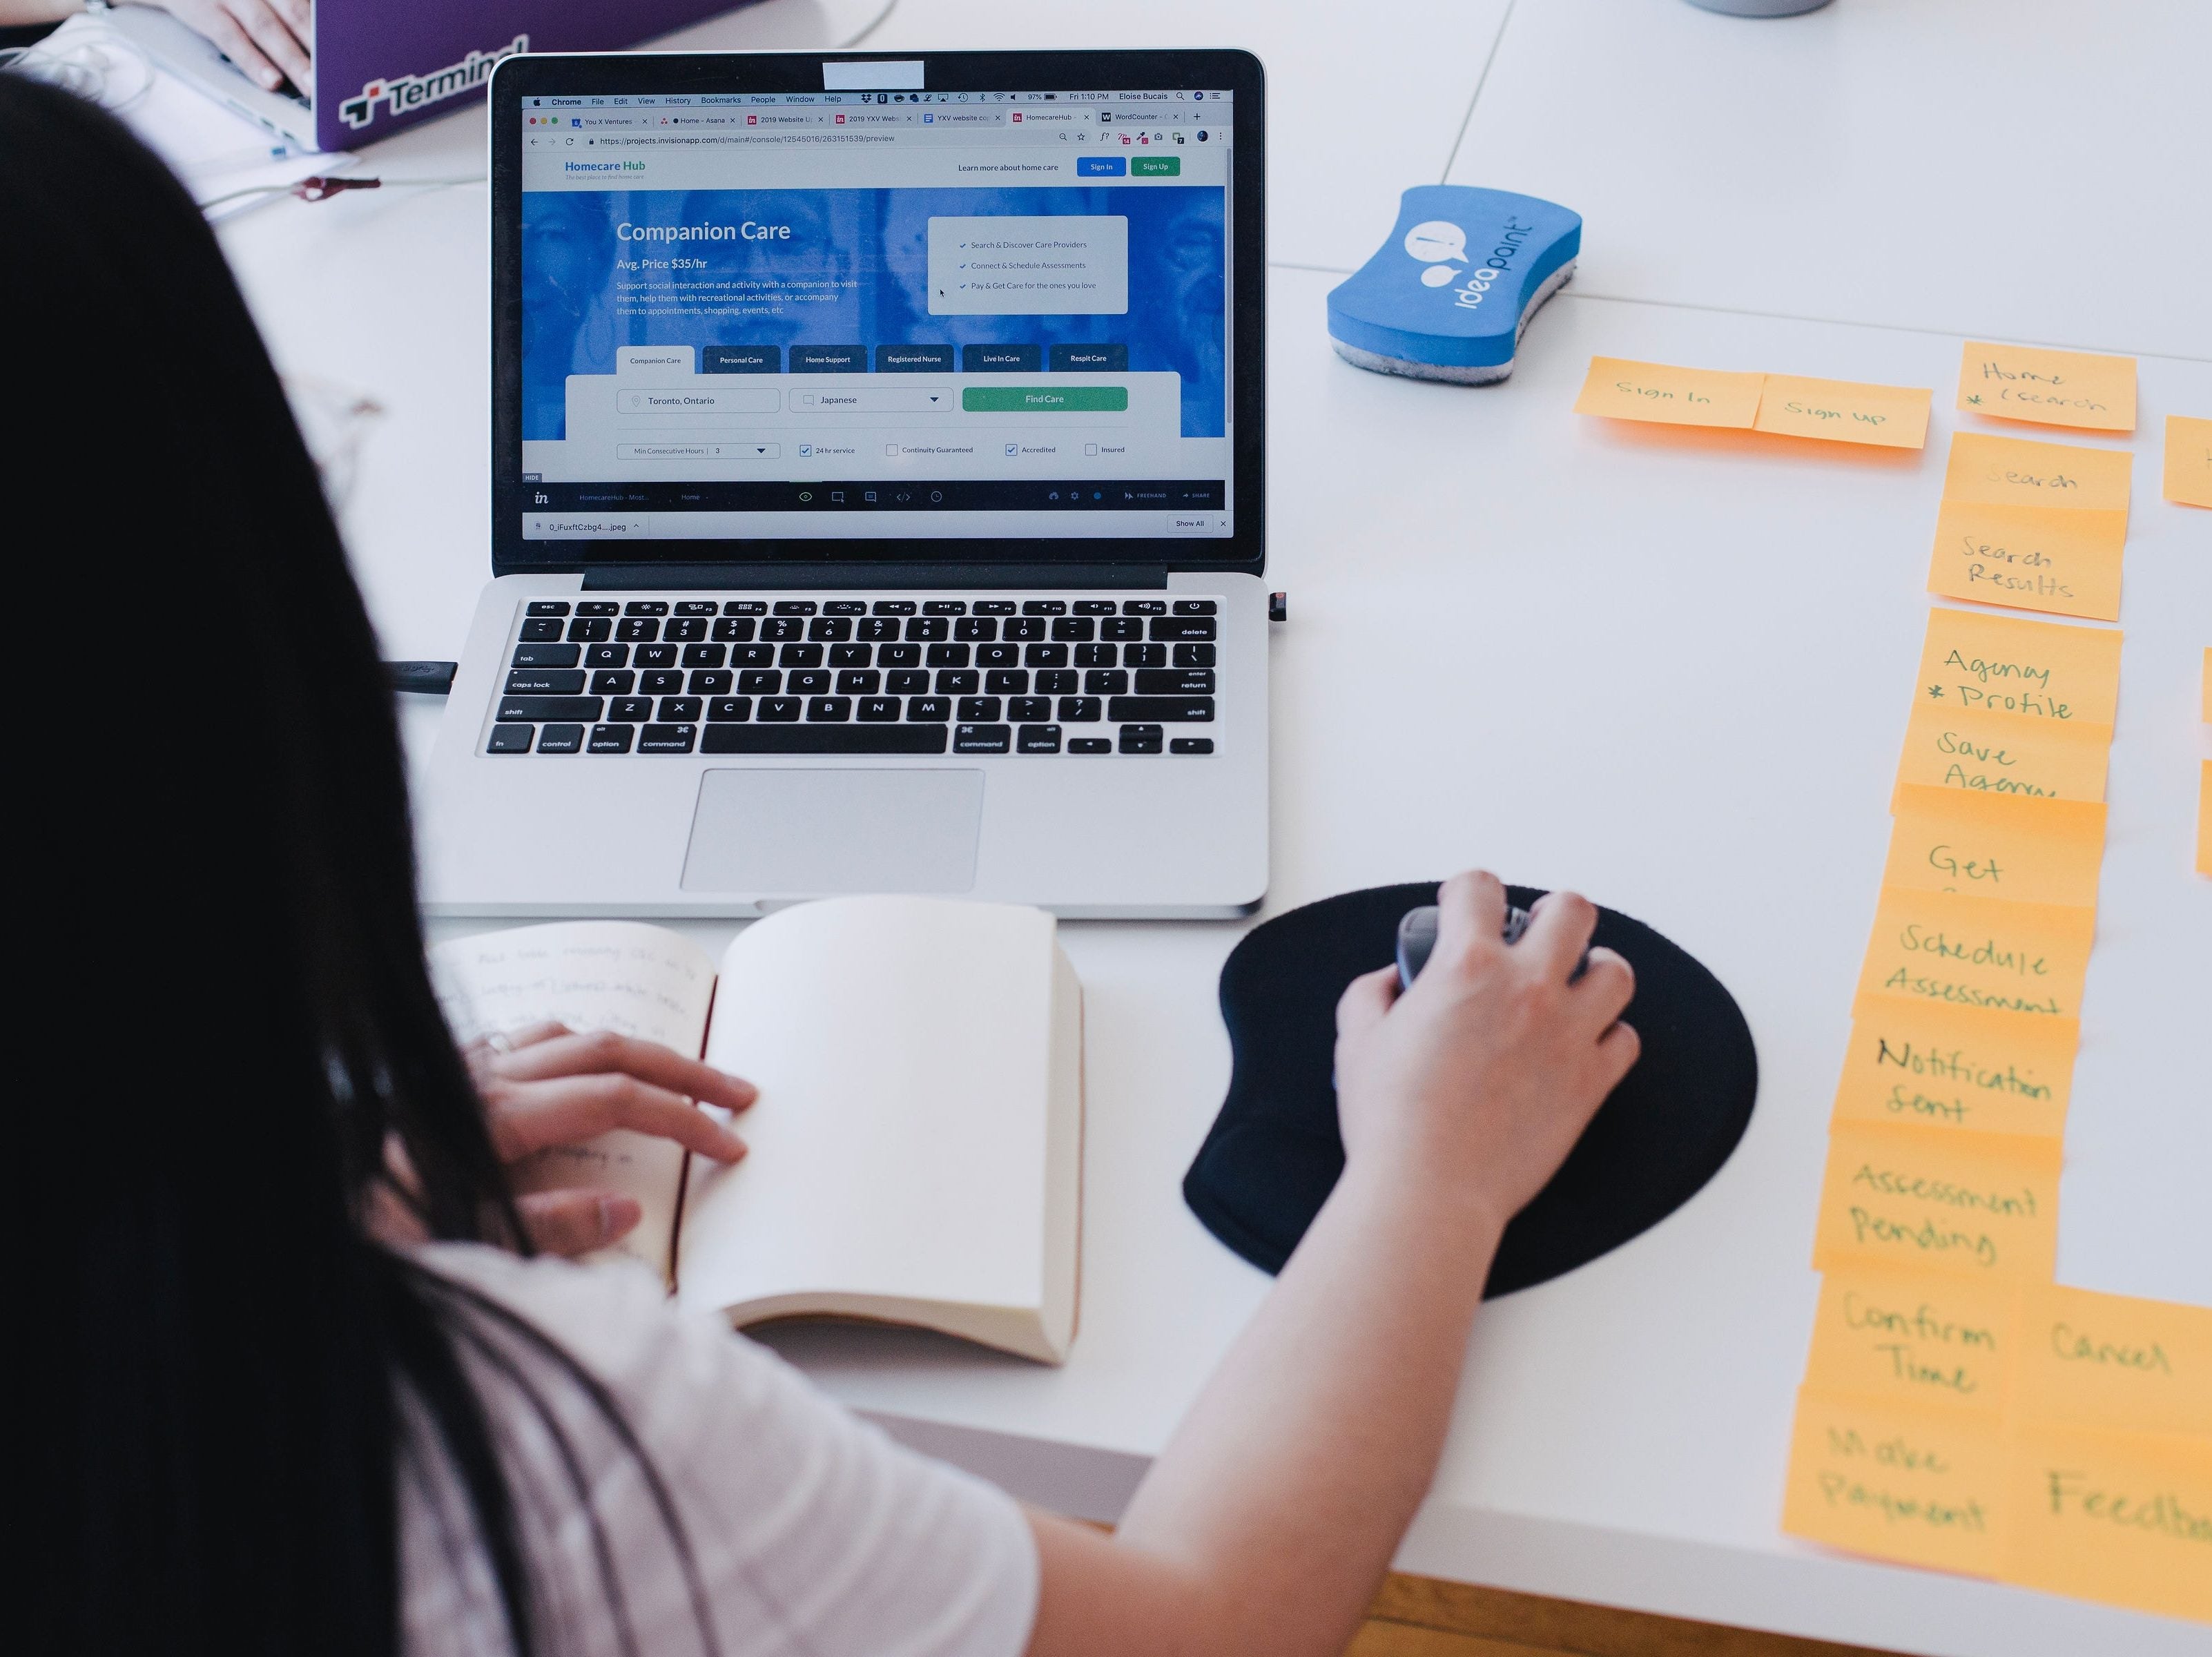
[1332,870,1640,1240]
[155,0,312,95]
[466,1023,757,1258]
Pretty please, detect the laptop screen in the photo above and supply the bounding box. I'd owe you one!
[513,83,1238,552]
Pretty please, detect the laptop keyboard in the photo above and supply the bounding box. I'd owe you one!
[487,597,1220,758]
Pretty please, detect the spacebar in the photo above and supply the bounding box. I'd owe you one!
[701,724,949,755]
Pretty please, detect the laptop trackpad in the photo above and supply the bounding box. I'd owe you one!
[681,768,982,894]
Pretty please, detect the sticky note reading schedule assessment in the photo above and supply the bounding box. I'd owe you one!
[1881,785,2105,911]
[1916,608,2121,728]
[1957,342,2136,434]
[1814,1121,2060,1281]
[1832,995,2075,1141]
[1856,885,2095,1020]
[1784,1389,2008,1577]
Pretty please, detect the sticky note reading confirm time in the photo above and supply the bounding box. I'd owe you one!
[1801,1266,2021,1415]
[1571,357,1763,428]
[1957,342,2136,434]
[1917,608,2122,728]
[1754,376,1931,449]
[1832,994,2076,1141]
[1882,785,2106,911]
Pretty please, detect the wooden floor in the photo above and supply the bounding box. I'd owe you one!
[1350,1575,1900,1657]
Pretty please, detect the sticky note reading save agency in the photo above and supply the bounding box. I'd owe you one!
[2014,1283,2212,1440]
[1572,356,1763,428]
[1754,376,1931,449]
[1894,703,2110,805]
[1957,342,2136,434]
[1783,1388,2008,1577]
[1927,500,2126,623]
[1802,1266,2021,1415]
[1814,1120,2061,1281]
[1832,994,2075,1141]
[2166,414,2212,508]
[1917,608,2122,728]
[2000,1424,2212,1625]
[1943,432,2132,516]
[1856,885,2095,1021]
[1882,785,2106,911]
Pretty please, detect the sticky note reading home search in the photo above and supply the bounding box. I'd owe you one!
[1927,500,2126,623]
[1814,1120,2061,1281]
[1894,703,2110,804]
[1943,432,2132,516]
[2014,1283,2212,1439]
[1571,357,1763,428]
[1882,786,2106,911]
[1957,342,2136,434]
[1917,608,2122,728]
[2000,1424,2212,1623]
[1856,885,2095,1022]
[1832,995,2075,1141]
[1783,1388,2008,1576]
[1754,376,1931,449]
[2166,415,2212,507]
[1802,1266,2021,1415]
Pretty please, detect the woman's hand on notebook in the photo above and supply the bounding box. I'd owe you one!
[466,1025,756,1256]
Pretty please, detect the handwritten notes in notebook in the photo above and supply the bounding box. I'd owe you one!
[1784,1390,2010,1576]
[2166,415,2212,507]
[1573,358,1929,447]
[1814,1121,2061,1281]
[2001,1424,2212,1622]
[1881,786,2105,911]
[1573,357,1765,427]
[1956,342,2136,434]
[1832,996,2075,1141]
[1754,376,1932,449]
[1916,607,2122,728]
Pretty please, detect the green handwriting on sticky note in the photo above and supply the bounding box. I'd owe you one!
[1882,784,2106,911]
[1833,994,2075,1141]
[1894,703,2110,805]
[1814,1120,2061,1280]
[1943,432,2131,516]
[2167,415,2212,508]
[1856,886,2095,1022]
[2000,1424,2212,1624]
[1927,500,2126,623]
[1783,1387,2008,1577]
[1915,607,2122,726]
[1571,356,1763,428]
[2015,1283,2212,1439]
[1754,376,1931,449]
[1957,342,2136,434]
[1803,1266,2021,1413]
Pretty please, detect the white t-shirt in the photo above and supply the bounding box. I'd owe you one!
[400,1243,1040,1657]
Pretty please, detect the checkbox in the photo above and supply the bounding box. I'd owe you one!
[1085,443,1098,456]
[886,443,900,457]
[1005,443,1019,456]
[799,443,812,457]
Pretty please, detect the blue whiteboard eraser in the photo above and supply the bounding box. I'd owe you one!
[1326,185,1581,384]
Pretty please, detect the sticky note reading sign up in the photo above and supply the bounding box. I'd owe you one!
[1754,376,1931,449]
[1572,357,1763,427]
[1957,342,2136,434]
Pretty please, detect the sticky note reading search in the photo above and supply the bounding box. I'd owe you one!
[1927,500,2126,623]
[2166,415,2212,508]
[1895,703,2110,804]
[1957,342,2136,434]
[2015,1283,2212,1439]
[1783,1388,2008,1576]
[1856,886,2095,1022]
[2000,1424,2212,1624]
[1754,376,1931,449]
[1802,1266,2021,1415]
[1814,1120,2061,1280]
[1917,608,2122,728]
[1943,432,2132,516]
[1832,994,2076,1141]
[1572,357,1763,428]
[1882,786,2106,911]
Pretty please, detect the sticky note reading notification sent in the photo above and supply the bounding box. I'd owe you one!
[1572,357,1763,428]
[1957,342,2136,434]
[1754,376,1931,449]
[1783,1388,2009,1577]
[1927,500,2126,623]
[1832,994,2076,1141]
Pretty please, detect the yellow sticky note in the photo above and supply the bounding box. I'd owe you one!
[1572,356,1764,428]
[1957,342,2136,434]
[1895,702,2110,804]
[1783,1388,2008,1576]
[1754,376,1931,449]
[2200,761,2211,878]
[2015,1283,2212,1439]
[1833,994,2075,1141]
[1803,1266,2021,1415]
[1917,606,2122,728]
[2166,415,2212,507]
[1927,500,2126,623]
[2203,648,2211,723]
[1856,886,2095,1022]
[1814,1121,2061,1281]
[2001,1424,2212,1624]
[1943,432,2132,516]
[1882,785,2106,911]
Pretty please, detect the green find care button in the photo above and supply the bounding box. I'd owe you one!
[1132,156,1181,176]
[962,386,1129,412]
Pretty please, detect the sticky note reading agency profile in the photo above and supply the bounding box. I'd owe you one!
[1999,1424,2212,1624]
[1855,886,2095,1022]
[1814,1120,2061,1281]
[1957,342,2136,434]
[2014,1283,2212,1439]
[1754,376,1931,449]
[1943,432,2132,516]
[1782,1388,2008,1577]
[1927,500,2126,623]
[1832,994,2075,1141]
[1894,703,2111,805]
[1801,1266,2021,1415]
[1571,357,1763,428]
[1916,608,2122,728]
[1881,786,2106,911]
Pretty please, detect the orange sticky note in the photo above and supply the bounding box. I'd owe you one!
[1917,607,2122,728]
[2202,648,2211,723]
[1943,432,2132,516]
[1833,994,2075,1141]
[1856,886,2095,1022]
[1814,1121,2061,1281]
[2199,761,2211,878]
[1783,1388,2008,1576]
[1957,342,2136,434]
[1927,500,2126,623]
[2014,1283,2212,1439]
[2166,415,2212,507]
[1754,376,1931,449]
[1803,1266,2021,1415]
[2000,1424,2212,1624]
[1882,785,2106,911]
[1895,702,2110,804]
[1572,357,1764,428]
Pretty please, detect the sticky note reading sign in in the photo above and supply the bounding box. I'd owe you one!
[1832,994,2076,1141]
[1894,704,2110,804]
[1917,608,2122,728]
[1814,1120,2061,1280]
[2000,1424,2212,1624]
[2166,415,2212,507]
[1882,785,2106,911]
[1783,1388,2008,1577]
[1802,1266,2021,1415]
[1856,886,2095,1021]
[927,216,1128,316]
[1927,500,2127,623]
[2015,1283,2212,1439]
[1957,342,2137,434]
[1754,376,1931,449]
[1571,357,1763,427]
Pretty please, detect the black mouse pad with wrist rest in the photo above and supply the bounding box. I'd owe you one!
[1184,882,1758,1296]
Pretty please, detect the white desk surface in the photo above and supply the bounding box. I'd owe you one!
[214,2,2211,1651]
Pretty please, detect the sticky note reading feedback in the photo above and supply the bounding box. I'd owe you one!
[1917,608,2122,728]
[1754,376,1931,449]
[2015,1283,2212,1439]
[1881,785,2106,911]
[1928,500,2126,623]
[2000,1424,2212,1623]
[1856,885,2095,1021]
[1803,1266,2021,1415]
[1814,1120,2061,1280]
[1943,432,2132,516]
[2167,414,2212,508]
[1894,703,2110,804]
[1832,994,2076,1141]
[1783,1388,2008,1577]
[1957,342,2136,434]
[1573,357,1763,427]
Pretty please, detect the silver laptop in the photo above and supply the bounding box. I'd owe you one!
[418,48,1269,918]
[101,2,318,149]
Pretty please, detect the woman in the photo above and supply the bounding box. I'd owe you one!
[17,75,1640,1657]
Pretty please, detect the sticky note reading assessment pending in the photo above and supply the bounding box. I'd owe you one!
[2000,1424,2212,1624]
[1832,994,2076,1141]
[1783,1388,2008,1576]
[1814,1120,2061,1281]
[1754,376,1931,449]
[1856,885,2095,1021]
[1571,356,1763,428]
[1895,703,2109,805]
[1927,500,2126,623]
[2015,1283,2212,1440]
[1943,432,2132,516]
[1917,607,2122,728]
[2166,414,2212,508]
[1957,342,2136,434]
[1882,785,2105,911]
[1803,1266,2020,1415]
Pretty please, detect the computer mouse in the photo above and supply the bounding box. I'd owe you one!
[1395,902,1582,989]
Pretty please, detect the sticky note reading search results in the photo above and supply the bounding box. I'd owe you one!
[2015,1283,2212,1439]
[1894,703,2110,804]
[1832,994,2076,1141]
[2166,415,2212,508]
[1882,785,2106,911]
[1927,500,2126,623]
[1802,1266,2021,1415]
[1783,1388,2008,1576]
[1571,357,1763,428]
[1917,607,2122,728]
[1856,886,2095,1021]
[1957,342,2136,434]
[2000,1424,2212,1624]
[1754,376,1931,449]
[1814,1120,2061,1281]
[1943,432,2132,516]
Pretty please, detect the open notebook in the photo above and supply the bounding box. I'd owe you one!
[431,897,1083,1364]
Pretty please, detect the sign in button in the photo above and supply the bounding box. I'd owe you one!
[962,386,1129,413]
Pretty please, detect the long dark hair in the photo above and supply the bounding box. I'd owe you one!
[10,75,697,1657]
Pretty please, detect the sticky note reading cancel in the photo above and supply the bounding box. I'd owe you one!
[1803,1266,2021,1415]
[1957,342,2136,434]
[1754,376,1931,449]
[1894,703,2110,805]
[2000,1424,2212,1624]
[1856,886,2095,1022]
[1571,357,1763,428]
[1783,1388,2008,1576]
[1882,785,2106,911]
[1832,994,2076,1141]
[1814,1120,2061,1281]
[1943,432,2132,516]
[1917,608,2122,728]
[1927,500,2126,623]
[2166,415,2212,508]
[2015,1283,2212,1439]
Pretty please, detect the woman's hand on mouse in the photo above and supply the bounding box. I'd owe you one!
[1331,870,1639,1239]
[465,1023,757,1257]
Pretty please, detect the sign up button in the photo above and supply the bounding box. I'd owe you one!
[1076,155,1125,176]
[963,386,1129,412]
[1132,156,1180,177]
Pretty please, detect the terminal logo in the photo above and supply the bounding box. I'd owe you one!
[339,35,527,130]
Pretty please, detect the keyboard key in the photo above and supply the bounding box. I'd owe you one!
[639,670,682,695]
[587,724,634,753]
[664,617,707,643]
[1125,643,1167,668]
[536,724,585,753]
[773,600,817,616]
[566,617,611,642]
[906,617,949,641]
[1136,668,1216,695]
[657,697,702,721]
[525,601,572,617]
[585,643,629,668]
[858,617,900,642]
[737,670,781,695]
[1069,737,1111,755]
[624,601,669,617]
[806,697,853,721]
[808,617,853,641]
[703,724,951,755]
[922,600,966,616]
[935,669,979,695]
[616,617,660,643]
[708,697,753,721]
[787,669,831,695]
[683,643,726,668]
[762,617,804,643]
[779,643,824,668]
[1002,617,1045,642]
[722,600,766,616]
[732,644,775,669]
[758,696,802,721]
[576,601,619,617]
[955,617,998,641]
[1173,643,1216,668]
[591,669,636,695]
[518,617,564,642]
[1149,616,1216,641]
[1018,724,1063,753]
[498,696,602,722]
[926,643,971,668]
[977,643,1019,670]
[512,643,581,668]
[1057,697,1103,722]
[675,601,718,617]
[984,669,1028,695]
[973,600,1015,616]
[1022,599,1067,616]
[837,670,881,695]
[857,696,900,722]
[955,724,1011,753]
[1118,724,1164,754]
[1174,599,1219,616]
[712,617,757,642]
[689,670,732,695]
[908,696,951,721]
[1051,617,1094,641]
[885,669,930,695]
[1074,600,1118,616]
[506,669,585,695]
[639,723,696,754]
[487,723,534,754]
[824,600,866,616]
[1008,696,1050,722]
[1171,737,1216,755]
[610,697,654,722]
[828,643,871,668]
[1074,643,1115,668]
[1108,697,1214,723]
[1036,670,1078,695]
[1025,642,1069,668]
[1122,599,1165,615]
[880,643,923,668]
[958,697,1002,723]
[1100,616,1143,641]
[636,643,679,670]
[1085,669,1129,695]
[871,600,915,616]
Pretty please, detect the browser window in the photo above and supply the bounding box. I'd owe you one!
[517,88,1235,543]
